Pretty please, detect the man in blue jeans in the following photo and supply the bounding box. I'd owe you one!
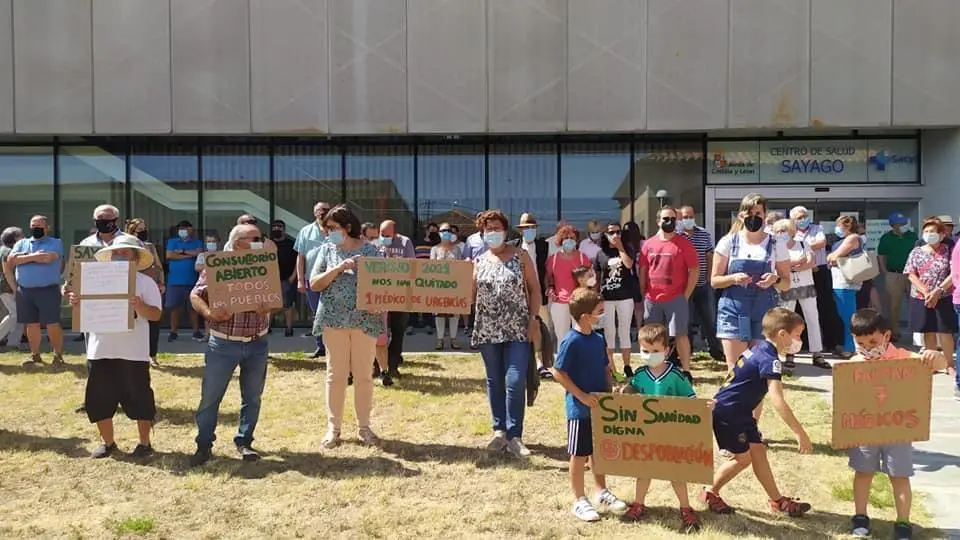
[188,223,276,466]
[295,201,330,358]
[165,220,204,342]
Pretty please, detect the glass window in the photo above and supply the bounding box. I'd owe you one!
[58,145,127,244]
[489,143,558,236]
[275,145,342,241]
[130,143,199,247]
[201,145,270,244]
[345,146,416,238]
[560,143,631,232]
[0,147,55,236]
[633,142,704,237]
[417,145,485,240]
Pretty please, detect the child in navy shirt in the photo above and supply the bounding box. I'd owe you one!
[700,307,814,517]
[551,288,626,522]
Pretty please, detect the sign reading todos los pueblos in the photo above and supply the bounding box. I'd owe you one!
[203,250,283,314]
[356,257,472,315]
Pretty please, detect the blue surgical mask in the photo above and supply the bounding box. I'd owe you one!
[379,235,392,247]
[522,229,537,243]
[439,231,455,243]
[796,217,811,229]
[681,218,695,230]
[561,238,576,252]
[205,242,217,252]
[484,231,505,248]
[835,228,846,238]
[329,230,345,245]
[178,229,189,240]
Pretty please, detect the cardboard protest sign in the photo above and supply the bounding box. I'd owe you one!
[591,394,714,484]
[356,257,472,315]
[832,358,932,449]
[63,244,103,290]
[203,249,282,314]
[72,260,136,332]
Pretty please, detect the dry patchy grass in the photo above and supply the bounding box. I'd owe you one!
[0,353,937,539]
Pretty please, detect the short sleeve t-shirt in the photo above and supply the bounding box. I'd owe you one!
[294,222,327,279]
[546,251,591,304]
[554,329,609,420]
[715,231,790,267]
[877,230,918,273]
[165,237,203,286]
[87,273,162,362]
[639,234,698,302]
[629,364,696,397]
[11,236,64,288]
[594,246,637,301]
[903,244,951,299]
[713,341,783,419]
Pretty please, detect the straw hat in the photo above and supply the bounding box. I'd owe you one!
[93,235,154,271]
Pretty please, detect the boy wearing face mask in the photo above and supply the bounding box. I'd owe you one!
[700,307,814,518]
[846,309,947,540]
[619,323,702,532]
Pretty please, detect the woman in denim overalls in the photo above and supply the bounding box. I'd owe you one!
[711,193,793,370]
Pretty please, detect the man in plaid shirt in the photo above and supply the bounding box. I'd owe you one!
[188,223,276,467]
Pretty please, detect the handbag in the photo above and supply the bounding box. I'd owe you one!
[837,239,879,283]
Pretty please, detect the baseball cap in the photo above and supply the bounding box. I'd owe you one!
[887,212,908,226]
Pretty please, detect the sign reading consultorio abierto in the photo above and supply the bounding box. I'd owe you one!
[203,250,283,314]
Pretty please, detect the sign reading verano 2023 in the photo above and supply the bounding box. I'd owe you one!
[203,250,283,314]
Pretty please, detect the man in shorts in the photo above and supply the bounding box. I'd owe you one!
[638,206,699,375]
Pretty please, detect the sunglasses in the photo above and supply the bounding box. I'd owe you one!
[245,236,262,242]
[607,230,621,235]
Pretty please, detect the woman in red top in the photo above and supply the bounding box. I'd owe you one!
[545,224,590,344]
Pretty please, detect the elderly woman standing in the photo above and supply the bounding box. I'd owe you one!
[546,224,591,344]
[311,205,384,448]
[771,219,830,369]
[431,222,463,350]
[579,220,603,261]
[826,215,866,356]
[472,210,541,458]
[125,218,165,366]
[903,217,955,363]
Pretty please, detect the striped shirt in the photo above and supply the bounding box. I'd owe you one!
[679,226,714,286]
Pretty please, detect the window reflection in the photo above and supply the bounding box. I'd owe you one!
[0,147,55,235]
[130,143,199,246]
[59,145,127,244]
[345,146,416,237]
[490,143,558,236]
[201,145,270,242]
[560,143,631,231]
[633,141,704,237]
[417,145,485,239]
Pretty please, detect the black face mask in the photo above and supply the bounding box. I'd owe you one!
[136,230,149,241]
[31,227,44,239]
[660,218,677,234]
[95,219,117,234]
[317,211,329,222]
[270,229,284,239]
[744,215,764,233]
[428,231,440,243]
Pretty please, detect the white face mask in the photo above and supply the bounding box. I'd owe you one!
[585,277,597,287]
[640,350,665,368]
[589,232,601,242]
[923,231,942,245]
[784,337,803,355]
[249,241,264,250]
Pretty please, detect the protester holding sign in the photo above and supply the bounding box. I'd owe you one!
[188,224,275,467]
[844,309,947,539]
[310,205,385,449]
[68,236,162,459]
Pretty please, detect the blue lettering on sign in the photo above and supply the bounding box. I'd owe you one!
[780,159,845,174]
[869,150,916,171]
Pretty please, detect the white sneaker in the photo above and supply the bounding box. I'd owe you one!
[358,427,379,446]
[596,488,627,512]
[572,497,601,522]
[486,431,508,452]
[321,429,341,449]
[506,438,531,458]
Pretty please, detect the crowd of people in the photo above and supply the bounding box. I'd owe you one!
[2,194,955,538]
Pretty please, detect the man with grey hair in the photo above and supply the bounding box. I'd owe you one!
[295,201,331,358]
[0,227,25,349]
[81,204,139,248]
[791,205,844,354]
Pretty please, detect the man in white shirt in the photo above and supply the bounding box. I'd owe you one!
[790,205,844,354]
[68,235,162,459]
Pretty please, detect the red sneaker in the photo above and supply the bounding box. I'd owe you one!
[679,507,701,534]
[698,488,735,514]
[770,496,811,517]
[620,502,648,523]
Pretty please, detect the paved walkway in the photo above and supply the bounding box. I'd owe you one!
[790,356,960,539]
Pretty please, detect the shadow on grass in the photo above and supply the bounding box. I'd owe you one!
[0,429,90,458]
[782,382,830,394]
[378,438,564,471]
[393,374,485,396]
[400,359,447,371]
[138,449,420,479]
[715,507,941,540]
[763,439,846,457]
[912,448,960,473]
[0,360,86,378]
[153,363,205,379]
[269,356,327,372]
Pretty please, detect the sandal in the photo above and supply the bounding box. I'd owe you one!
[811,354,831,369]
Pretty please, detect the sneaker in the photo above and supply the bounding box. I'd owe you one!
[538,366,553,380]
[189,447,212,467]
[51,353,64,366]
[850,514,871,537]
[321,429,341,449]
[623,365,634,379]
[679,507,701,534]
[770,496,811,517]
[596,488,627,512]
[167,332,178,342]
[237,444,260,462]
[699,489,734,514]
[311,347,325,359]
[450,340,461,350]
[505,438,531,458]
[91,442,118,459]
[381,372,394,387]
[192,331,205,342]
[620,502,648,522]
[486,431,508,452]
[357,427,379,446]
[893,521,913,540]
[131,443,154,458]
[435,339,443,351]
[284,328,294,338]
[572,497,601,522]
[784,354,797,369]
[21,353,43,366]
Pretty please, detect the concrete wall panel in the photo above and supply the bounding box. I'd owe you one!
[647,0,727,131]
[488,0,566,132]
[893,0,960,125]
[728,0,809,128]
[250,0,328,134]
[810,0,891,127]
[407,0,486,133]
[171,0,250,133]
[0,0,12,133]
[329,0,407,134]
[93,0,172,134]
[13,0,93,133]
[567,0,645,132]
